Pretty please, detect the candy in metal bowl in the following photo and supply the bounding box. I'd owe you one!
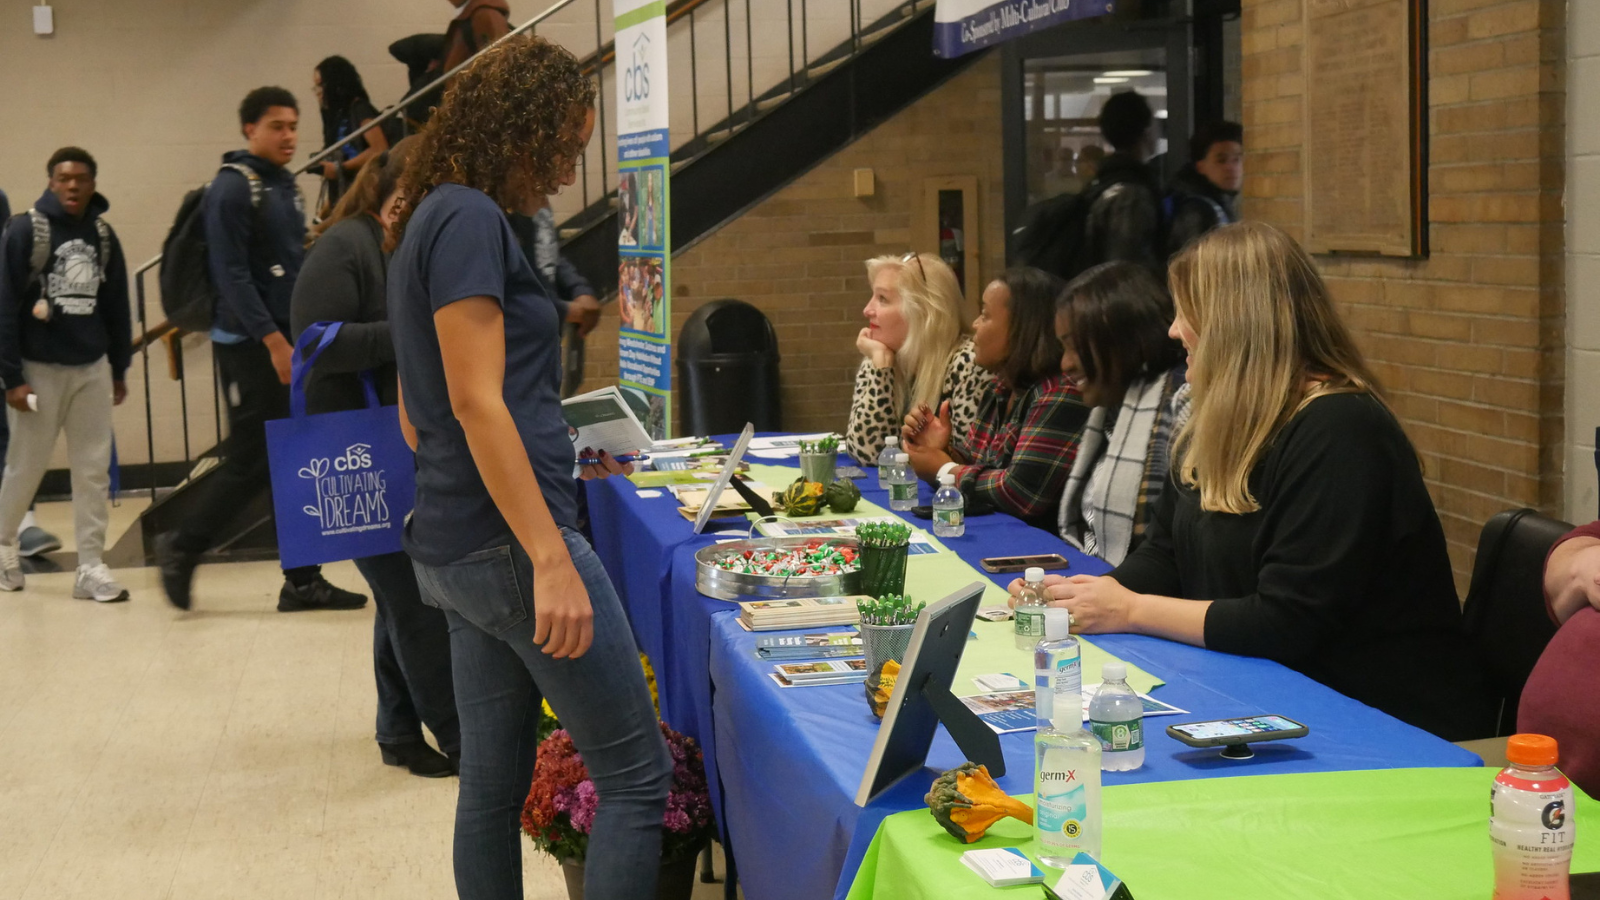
[694,535,862,601]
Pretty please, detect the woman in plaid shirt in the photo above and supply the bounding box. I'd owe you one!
[900,268,1090,529]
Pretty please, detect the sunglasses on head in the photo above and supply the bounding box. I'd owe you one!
[901,251,926,281]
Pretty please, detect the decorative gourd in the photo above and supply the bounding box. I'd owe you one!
[925,762,1034,843]
[780,477,827,517]
[865,658,900,719]
[825,478,861,513]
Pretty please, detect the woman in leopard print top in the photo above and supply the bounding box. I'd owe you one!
[845,252,993,465]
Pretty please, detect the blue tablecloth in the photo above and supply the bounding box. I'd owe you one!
[585,454,1483,900]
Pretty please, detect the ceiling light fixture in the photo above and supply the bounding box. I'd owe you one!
[1103,69,1153,77]
[1093,76,1130,84]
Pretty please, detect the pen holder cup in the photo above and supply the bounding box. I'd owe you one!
[799,451,839,485]
[859,622,915,680]
[857,541,910,598]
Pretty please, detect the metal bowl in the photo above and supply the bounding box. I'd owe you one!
[695,535,862,601]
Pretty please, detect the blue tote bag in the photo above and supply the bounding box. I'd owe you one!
[266,322,416,569]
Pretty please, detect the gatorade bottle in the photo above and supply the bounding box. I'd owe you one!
[1491,734,1575,900]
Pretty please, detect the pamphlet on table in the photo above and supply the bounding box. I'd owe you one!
[959,686,1188,734]
[755,630,863,659]
[769,658,868,687]
[738,596,865,631]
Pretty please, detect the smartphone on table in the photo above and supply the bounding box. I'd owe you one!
[979,554,1070,574]
[1166,715,1309,748]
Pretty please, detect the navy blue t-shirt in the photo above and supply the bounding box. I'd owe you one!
[388,183,576,566]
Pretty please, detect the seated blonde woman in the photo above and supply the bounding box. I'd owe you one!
[845,252,992,465]
[1012,223,1492,740]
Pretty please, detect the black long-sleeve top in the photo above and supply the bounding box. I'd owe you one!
[289,215,395,414]
[1111,392,1494,740]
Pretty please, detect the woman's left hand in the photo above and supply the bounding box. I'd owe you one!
[578,449,634,481]
[1042,574,1140,633]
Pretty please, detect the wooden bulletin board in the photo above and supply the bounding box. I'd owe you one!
[1303,0,1427,257]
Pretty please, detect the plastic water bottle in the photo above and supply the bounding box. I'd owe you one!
[875,436,901,490]
[932,473,965,538]
[886,452,917,511]
[1088,662,1144,771]
[1034,679,1101,867]
[1491,733,1575,900]
[1034,609,1080,727]
[1013,567,1047,650]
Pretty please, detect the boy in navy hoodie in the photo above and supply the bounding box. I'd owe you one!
[154,87,366,614]
[0,148,131,602]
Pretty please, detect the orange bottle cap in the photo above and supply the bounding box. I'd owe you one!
[1506,734,1559,767]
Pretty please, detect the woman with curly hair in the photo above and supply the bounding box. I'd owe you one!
[387,35,671,899]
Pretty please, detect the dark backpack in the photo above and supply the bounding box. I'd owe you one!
[1011,188,1099,282]
[158,163,260,333]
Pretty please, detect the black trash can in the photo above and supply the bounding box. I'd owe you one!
[677,299,781,436]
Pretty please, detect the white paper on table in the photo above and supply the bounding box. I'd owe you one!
[1078,684,1188,721]
[747,432,838,451]
[750,449,800,459]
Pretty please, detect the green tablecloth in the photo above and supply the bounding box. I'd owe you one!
[744,464,1162,697]
[847,767,1600,900]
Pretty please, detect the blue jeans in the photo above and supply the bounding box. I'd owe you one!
[413,528,671,900]
[353,551,460,755]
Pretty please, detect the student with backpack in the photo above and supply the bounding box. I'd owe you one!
[0,147,131,602]
[1083,91,1164,274]
[1011,91,1164,280]
[1165,120,1243,257]
[154,87,367,614]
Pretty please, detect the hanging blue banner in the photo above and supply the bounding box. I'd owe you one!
[932,0,1113,58]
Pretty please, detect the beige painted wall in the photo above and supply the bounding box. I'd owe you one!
[0,0,622,469]
[0,0,922,471]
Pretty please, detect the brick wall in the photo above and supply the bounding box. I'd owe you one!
[576,53,1007,437]
[1240,0,1566,585]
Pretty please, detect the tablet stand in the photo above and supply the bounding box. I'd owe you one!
[1219,744,1254,760]
[726,476,776,520]
[921,675,1007,777]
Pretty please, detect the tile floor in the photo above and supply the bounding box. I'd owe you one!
[1,501,733,900]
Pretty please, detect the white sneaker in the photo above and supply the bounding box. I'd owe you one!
[0,544,22,591]
[74,563,129,603]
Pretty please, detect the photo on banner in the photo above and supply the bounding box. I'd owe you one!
[616,0,672,439]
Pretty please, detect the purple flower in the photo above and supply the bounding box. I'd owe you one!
[568,780,599,833]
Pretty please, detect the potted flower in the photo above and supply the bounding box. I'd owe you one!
[522,721,714,900]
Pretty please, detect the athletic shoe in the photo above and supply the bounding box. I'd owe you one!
[379,741,457,778]
[154,532,198,611]
[18,525,61,558]
[277,575,368,612]
[0,543,22,592]
[74,563,130,603]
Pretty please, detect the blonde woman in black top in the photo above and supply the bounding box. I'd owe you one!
[1013,222,1491,740]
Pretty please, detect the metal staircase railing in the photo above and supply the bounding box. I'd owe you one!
[127,0,934,503]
